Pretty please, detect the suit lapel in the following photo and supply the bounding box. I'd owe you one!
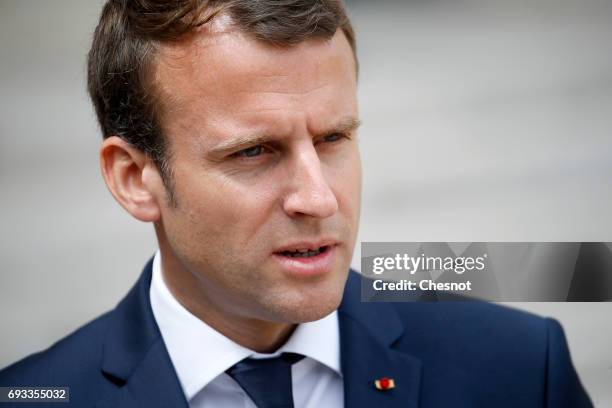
[99,340,190,408]
[339,271,423,408]
[96,258,189,408]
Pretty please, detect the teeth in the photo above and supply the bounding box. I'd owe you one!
[281,246,325,258]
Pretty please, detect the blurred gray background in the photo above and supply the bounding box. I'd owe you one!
[1,0,611,405]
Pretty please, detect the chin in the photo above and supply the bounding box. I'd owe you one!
[263,280,346,324]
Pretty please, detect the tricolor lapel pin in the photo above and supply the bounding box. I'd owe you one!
[374,377,395,391]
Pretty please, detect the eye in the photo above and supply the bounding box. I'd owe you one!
[321,133,345,143]
[236,145,267,158]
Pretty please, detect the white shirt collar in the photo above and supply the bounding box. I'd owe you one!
[149,250,341,400]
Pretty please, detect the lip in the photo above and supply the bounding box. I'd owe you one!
[272,240,339,277]
[274,239,338,253]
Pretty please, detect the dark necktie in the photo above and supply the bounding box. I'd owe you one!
[226,352,304,408]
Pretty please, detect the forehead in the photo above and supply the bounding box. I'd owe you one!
[152,27,357,143]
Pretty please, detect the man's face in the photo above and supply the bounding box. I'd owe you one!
[153,27,361,324]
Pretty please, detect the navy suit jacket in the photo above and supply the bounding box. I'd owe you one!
[0,260,593,407]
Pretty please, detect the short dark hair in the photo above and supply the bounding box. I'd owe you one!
[87,0,357,202]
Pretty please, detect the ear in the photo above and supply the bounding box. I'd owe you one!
[100,136,164,222]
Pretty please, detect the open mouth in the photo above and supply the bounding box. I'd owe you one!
[272,242,336,275]
[278,245,330,258]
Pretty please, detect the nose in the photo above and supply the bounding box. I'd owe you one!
[282,146,339,219]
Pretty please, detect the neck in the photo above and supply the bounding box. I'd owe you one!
[155,232,296,353]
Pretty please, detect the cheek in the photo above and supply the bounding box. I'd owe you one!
[174,168,280,247]
[332,148,362,221]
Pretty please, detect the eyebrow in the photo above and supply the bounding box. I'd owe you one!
[330,117,362,136]
[208,116,362,157]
